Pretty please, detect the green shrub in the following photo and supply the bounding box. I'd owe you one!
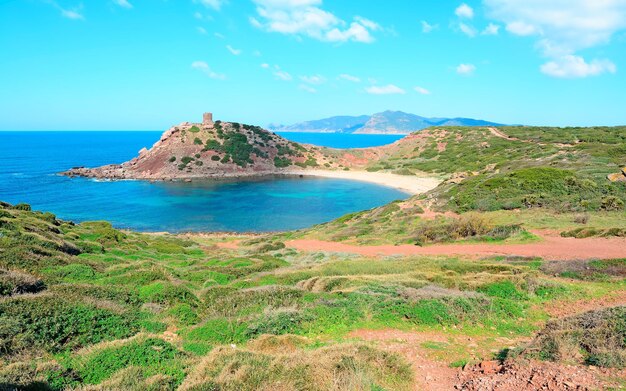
[189,125,200,133]
[187,318,249,344]
[181,156,194,165]
[601,196,624,211]
[169,303,200,325]
[193,137,203,145]
[478,281,528,300]
[79,221,126,245]
[138,281,197,306]
[274,156,291,168]
[211,155,221,161]
[0,295,138,354]
[13,203,31,211]
[169,156,176,162]
[74,337,184,385]
[446,167,622,213]
[204,139,222,151]
[48,263,96,281]
[246,309,313,337]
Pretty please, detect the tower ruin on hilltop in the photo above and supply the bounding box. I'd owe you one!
[203,112,214,127]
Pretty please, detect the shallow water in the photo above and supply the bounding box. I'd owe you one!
[0,131,408,232]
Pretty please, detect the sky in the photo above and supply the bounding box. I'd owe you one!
[1,0,626,130]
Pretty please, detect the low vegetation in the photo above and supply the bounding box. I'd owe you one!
[525,306,626,368]
[2,201,624,389]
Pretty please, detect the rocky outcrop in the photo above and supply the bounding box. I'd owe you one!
[607,167,626,182]
[61,116,336,181]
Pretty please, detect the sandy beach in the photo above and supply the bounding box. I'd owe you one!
[285,169,442,195]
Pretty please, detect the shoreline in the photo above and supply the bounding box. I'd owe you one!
[284,169,442,195]
[64,168,442,195]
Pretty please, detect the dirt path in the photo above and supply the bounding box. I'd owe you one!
[350,328,623,390]
[285,232,626,261]
[488,127,520,141]
[348,329,459,390]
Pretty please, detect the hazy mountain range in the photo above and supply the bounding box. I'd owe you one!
[268,110,504,135]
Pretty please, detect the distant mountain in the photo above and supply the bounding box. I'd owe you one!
[268,110,504,135]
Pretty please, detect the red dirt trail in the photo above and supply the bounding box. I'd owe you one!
[285,232,626,261]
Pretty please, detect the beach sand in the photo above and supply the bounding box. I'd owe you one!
[285,169,442,195]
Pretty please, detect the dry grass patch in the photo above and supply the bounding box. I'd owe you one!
[180,340,412,391]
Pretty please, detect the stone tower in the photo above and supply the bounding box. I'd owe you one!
[203,112,214,127]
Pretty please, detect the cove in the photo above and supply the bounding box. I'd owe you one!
[0,131,408,232]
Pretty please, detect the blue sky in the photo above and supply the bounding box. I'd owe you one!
[1,0,625,130]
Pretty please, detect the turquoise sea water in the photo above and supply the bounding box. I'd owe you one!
[0,131,407,232]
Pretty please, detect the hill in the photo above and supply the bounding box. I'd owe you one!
[296,125,626,244]
[1,201,625,389]
[62,114,327,180]
[268,110,504,134]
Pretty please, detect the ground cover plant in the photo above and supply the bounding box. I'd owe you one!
[1,201,625,389]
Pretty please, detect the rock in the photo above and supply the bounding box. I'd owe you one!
[478,360,503,374]
[607,172,626,182]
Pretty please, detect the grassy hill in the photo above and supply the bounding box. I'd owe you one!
[1,201,625,389]
[301,126,626,245]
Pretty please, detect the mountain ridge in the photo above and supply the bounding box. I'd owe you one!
[269,110,504,134]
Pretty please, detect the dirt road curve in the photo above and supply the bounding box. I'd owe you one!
[285,232,626,261]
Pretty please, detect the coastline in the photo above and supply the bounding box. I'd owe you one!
[284,169,442,195]
[63,168,442,195]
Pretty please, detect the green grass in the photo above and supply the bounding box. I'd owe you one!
[70,337,186,385]
[1,201,625,389]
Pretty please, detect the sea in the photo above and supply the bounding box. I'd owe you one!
[0,131,406,232]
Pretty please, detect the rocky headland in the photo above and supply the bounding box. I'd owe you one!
[61,113,443,194]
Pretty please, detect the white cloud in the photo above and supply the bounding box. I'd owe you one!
[540,55,617,78]
[505,20,538,36]
[365,84,406,95]
[485,0,626,77]
[191,61,226,79]
[112,0,132,9]
[274,70,293,81]
[300,74,326,84]
[414,86,431,95]
[250,0,381,43]
[214,32,225,39]
[326,22,375,42]
[194,11,203,19]
[338,73,360,82]
[61,9,84,19]
[299,84,317,93]
[226,45,242,55]
[354,16,381,31]
[482,22,500,35]
[193,0,226,10]
[455,3,474,19]
[260,63,294,81]
[459,22,477,37]
[421,20,438,33]
[456,63,476,75]
[197,26,207,34]
[44,0,84,20]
